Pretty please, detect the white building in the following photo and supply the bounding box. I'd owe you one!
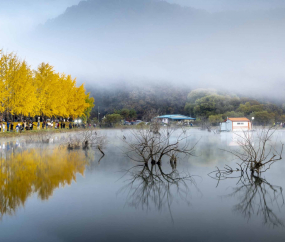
[220,117,252,132]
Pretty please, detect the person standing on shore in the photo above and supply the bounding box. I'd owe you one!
[0,123,1,132]
[10,122,13,131]
[2,123,5,132]
[7,121,10,132]
[37,121,40,130]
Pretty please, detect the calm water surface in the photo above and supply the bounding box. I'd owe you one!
[0,129,284,242]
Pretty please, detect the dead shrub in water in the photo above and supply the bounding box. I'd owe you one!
[118,161,199,222]
[66,136,81,150]
[149,120,161,134]
[25,133,53,144]
[209,127,285,227]
[65,130,107,156]
[200,118,211,131]
[221,127,283,174]
[209,166,284,227]
[123,127,198,166]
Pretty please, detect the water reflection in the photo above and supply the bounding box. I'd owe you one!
[209,167,284,227]
[230,175,284,227]
[119,162,199,222]
[0,147,89,219]
[220,132,253,147]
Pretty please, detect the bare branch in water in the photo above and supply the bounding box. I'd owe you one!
[62,130,108,156]
[208,165,284,228]
[122,127,198,166]
[118,162,200,223]
[220,127,283,175]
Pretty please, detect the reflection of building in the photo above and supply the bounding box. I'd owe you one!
[220,117,252,132]
[221,132,253,146]
[154,114,196,124]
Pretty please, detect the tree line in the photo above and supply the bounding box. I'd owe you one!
[87,81,188,120]
[88,81,285,126]
[184,89,285,125]
[100,108,137,126]
[0,50,94,121]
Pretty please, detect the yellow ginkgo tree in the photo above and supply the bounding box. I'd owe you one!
[0,50,94,121]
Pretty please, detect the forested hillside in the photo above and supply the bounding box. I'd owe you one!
[87,84,285,125]
[184,89,285,125]
[87,81,189,120]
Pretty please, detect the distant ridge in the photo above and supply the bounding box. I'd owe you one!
[43,0,208,31]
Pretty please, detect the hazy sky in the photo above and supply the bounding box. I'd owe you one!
[167,0,285,11]
[1,0,285,100]
[1,0,284,34]
[1,0,284,39]
[0,0,81,34]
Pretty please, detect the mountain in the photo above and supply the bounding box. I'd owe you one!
[44,0,206,29]
[23,0,285,103]
[38,0,211,49]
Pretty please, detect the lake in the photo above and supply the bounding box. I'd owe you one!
[0,129,284,242]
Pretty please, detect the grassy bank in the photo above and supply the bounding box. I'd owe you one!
[0,127,88,139]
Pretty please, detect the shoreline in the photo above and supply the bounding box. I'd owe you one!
[0,128,92,141]
[0,125,280,141]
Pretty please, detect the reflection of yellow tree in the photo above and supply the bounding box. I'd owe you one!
[0,148,88,218]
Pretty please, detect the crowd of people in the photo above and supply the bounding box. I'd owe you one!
[0,120,97,133]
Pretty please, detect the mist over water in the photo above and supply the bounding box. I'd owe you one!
[0,129,285,242]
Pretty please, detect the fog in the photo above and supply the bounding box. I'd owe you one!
[1,0,285,100]
[166,0,285,12]
[0,0,81,31]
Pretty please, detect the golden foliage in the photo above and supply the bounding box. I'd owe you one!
[0,147,88,218]
[0,50,94,118]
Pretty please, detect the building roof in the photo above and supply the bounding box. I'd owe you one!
[155,114,196,120]
[228,117,250,122]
